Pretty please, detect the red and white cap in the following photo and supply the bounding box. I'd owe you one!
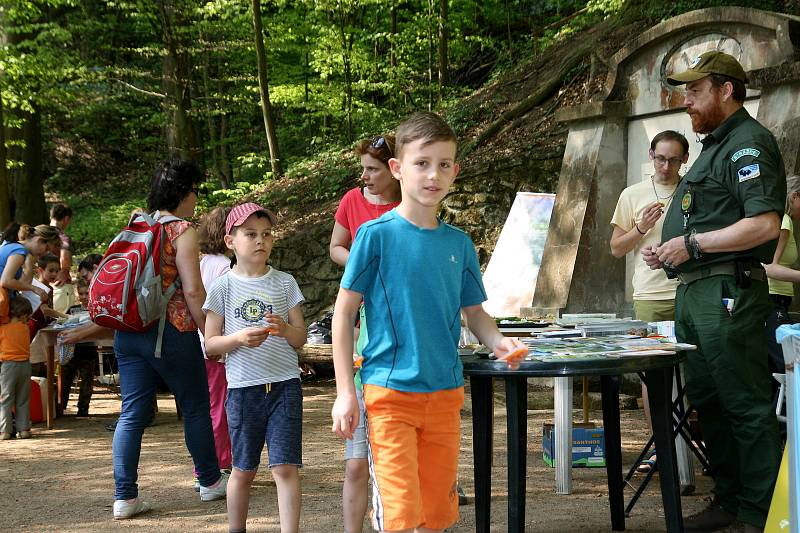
[225,202,278,235]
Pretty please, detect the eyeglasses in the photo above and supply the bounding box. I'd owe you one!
[653,156,683,167]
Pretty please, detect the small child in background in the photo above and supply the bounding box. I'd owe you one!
[60,278,97,417]
[28,254,68,338]
[0,297,35,439]
[194,206,233,490]
[204,203,307,533]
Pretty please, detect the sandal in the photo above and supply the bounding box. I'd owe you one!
[636,450,657,474]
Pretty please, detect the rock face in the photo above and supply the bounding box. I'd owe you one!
[272,154,563,321]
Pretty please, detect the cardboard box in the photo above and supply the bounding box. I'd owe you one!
[542,422,606,468]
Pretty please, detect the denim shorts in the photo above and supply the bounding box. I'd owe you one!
[226,378,303,471]
[344,386,368,460]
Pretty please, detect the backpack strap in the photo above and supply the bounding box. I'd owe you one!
[152,212,184,358]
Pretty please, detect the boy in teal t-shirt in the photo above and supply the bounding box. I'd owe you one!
[331,112,526,532]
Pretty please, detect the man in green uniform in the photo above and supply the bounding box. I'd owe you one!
[643,51,784,533]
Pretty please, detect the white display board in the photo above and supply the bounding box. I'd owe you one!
[483,192,556,317]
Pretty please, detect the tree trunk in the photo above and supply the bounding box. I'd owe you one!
[159,1,201,162]
[427,0,434,110]
[336,5,353,141]
[438,0,449,98]
[201,41,226,186]
[14,107,47,225]
[0,21,11,229]
[251,0,283,177]
[218,79,233,186]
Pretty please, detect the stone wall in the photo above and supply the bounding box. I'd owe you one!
[272,150,564,321]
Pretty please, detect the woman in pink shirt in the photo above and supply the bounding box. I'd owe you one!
[330,135,400,533]
[330,135,401,265]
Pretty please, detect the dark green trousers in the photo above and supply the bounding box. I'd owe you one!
[676,274,781,528]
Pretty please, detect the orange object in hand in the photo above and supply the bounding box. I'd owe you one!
[497,346,528,370]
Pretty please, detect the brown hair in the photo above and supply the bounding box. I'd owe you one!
[650,130,689,156]
[19,224,61,246]
[37,254,60,269]
[709,74,747,103]
[198,206,231,255]
[9,296,32,319]
[355,134,396,167]
[50,203,73,221]
[394,112,457,158]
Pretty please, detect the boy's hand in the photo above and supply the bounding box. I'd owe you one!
[331,391,359,440]
[235,326,270,348]
[494,337,528,370]
[264,313,286,336]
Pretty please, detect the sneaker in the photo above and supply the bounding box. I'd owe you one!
[113,498,152,519]
[684,497,736,532]
[199,471,229,502]
[18,430,31,439]
[0,433,11,441]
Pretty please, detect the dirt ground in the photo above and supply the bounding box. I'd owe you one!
[0,378,712,533]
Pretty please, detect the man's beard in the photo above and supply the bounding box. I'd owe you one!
[689,100,727,134]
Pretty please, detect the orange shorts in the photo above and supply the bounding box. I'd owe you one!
[363,384,464,532]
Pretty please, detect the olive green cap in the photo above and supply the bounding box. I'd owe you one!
[667,51,747,86]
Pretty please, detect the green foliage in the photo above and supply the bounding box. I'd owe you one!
[2,0,794,255]
[64,196,147,255]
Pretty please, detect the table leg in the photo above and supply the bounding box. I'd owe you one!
[645,366,683,533]
[601,375,625,531]
[554,376,573,494]
[506,376,527,533]
[45,344,55,429]
[471,375,494,533]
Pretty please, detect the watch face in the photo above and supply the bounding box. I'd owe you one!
[661,33,745,92]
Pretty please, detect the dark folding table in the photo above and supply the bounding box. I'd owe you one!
[462,352,686,533]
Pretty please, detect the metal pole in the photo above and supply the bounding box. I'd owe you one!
[554,376,573,494]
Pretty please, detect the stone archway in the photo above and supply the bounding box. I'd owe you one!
[531,7,800,315]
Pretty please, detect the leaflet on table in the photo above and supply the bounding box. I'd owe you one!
[20,279,50,311]
[519,336,696,360]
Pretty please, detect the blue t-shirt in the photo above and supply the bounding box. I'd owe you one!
[0,243,27,291]
[341,210,487,392]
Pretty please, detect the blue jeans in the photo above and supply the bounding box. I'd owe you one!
[112,322,220,500]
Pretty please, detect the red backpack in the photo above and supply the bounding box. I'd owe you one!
[88,211,181,357]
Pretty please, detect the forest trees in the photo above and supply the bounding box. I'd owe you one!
[0,0,606,231]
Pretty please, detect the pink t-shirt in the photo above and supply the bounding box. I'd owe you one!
[334,187,400,240]
[198,254,231,358]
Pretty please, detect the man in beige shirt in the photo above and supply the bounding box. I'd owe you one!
[609,130,690,480]
[611,130,689,320]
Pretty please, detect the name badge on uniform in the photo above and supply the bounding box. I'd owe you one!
[738,164,761,182]
[681,190,692,213]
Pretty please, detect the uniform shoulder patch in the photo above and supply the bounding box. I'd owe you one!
[731,148,760,162]
[738,163,761,182]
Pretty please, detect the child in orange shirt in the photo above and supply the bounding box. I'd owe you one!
[0,297,34,439]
